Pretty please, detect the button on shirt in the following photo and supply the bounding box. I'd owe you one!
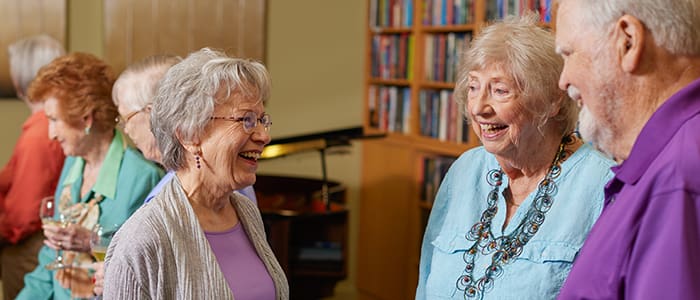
[558,78,700,300]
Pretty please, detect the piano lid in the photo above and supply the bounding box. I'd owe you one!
[260,126,384,159]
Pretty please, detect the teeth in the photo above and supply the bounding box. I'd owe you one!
[239,152,260,160]
[480,124,505,132]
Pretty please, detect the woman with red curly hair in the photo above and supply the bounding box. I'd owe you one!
[16,53,163,300]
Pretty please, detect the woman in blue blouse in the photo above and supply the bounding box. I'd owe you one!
[16,53,163,300]
[416,15,615,300]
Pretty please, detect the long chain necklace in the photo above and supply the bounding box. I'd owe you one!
[455,134,574,299]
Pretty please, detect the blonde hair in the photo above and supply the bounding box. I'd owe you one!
[455,14,578,135]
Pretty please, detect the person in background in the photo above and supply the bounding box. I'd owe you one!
[0,34,66,300]
[555,0,700,299]
[91,54,259,296]
[103,48,287,299]
[111,54,257,204]
[16,52,163,300]
[416,15,615,300]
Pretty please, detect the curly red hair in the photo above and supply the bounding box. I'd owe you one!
[28,52,117,133]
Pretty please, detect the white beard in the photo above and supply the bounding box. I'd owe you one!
[569,85,617,158]
[578,106,614,157]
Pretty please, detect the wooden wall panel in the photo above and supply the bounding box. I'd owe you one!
[103,0,266,74]
[0,0,66,97]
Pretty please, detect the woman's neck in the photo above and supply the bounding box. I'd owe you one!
[176,169,231,211]
[176,169,238,231]
[82,130,114,169]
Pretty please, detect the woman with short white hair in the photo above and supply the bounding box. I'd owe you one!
[104,48,288,299]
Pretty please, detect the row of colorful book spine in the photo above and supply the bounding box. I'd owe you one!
[368,85,412,134]
[424,32,471,83]
[369,0,414,28]
[422,0,475,26]
[370,34,414,80]
[419,89,469,143]
[486,0,552,22]
[420,155,457,203]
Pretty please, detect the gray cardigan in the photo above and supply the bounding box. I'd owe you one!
[103,176,289,299]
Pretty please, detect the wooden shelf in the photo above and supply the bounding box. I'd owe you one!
[370,27,413,34]
[368,78,411,86]
[422,24,476,32]
[359,1,556,299]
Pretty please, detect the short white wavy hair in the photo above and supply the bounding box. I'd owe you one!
[558,0,700,55]
[455,14,577,135]
[151,48,271,171]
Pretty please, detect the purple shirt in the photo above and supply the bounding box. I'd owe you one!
[558,78,700,299]
[205,223,276,300]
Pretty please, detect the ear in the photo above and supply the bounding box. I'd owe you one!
[615,15,645,73]
[82,112,94,130]
[175,129,201,154]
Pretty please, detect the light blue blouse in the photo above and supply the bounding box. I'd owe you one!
[416,144,614,300]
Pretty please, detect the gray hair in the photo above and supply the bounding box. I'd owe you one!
[152,48,271,171]
[112,55,182,111]
[559,0,700,56]
[455,14,578,135]
[7,34,65,99]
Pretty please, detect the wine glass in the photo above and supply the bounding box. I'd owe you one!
[40,196,68,270]
[90,224,119,262]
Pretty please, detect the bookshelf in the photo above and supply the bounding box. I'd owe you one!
[357,0,555,299]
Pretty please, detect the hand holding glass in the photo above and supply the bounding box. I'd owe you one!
[40,196,69,270]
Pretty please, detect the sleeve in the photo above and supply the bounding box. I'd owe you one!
[103,258,152,300]
[0,131,65,243]
[103,219,155,300]
[626,190,700,299]
[15,246,57,300]
[415,167,454,300]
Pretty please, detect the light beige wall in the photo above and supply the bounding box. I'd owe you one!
[261,0,365,295]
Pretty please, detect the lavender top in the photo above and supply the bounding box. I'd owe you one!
[558,78,700,299]
[205,223,276,300]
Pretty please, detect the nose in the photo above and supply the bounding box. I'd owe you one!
[558,66,570,92]
[251,124,272,145]
[469,88,492,117]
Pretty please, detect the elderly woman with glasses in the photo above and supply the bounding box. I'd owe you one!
[103,48,288,299]
[16,52,164,300]
[416,15,615,300]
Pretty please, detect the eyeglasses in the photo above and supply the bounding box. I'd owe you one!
[115,106,148,130]
[210,111,272,134]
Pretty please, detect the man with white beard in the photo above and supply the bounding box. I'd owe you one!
[555,0,700,299]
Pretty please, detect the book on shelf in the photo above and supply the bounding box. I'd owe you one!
[420,155,458,204]
[369,85,411,134]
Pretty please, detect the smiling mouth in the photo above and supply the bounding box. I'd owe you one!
[239,151,260,162]
[480,123,508,134]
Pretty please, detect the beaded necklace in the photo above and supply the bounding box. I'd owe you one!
[455,134,574,299]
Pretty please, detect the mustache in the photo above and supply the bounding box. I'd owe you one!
[567,85,581,100]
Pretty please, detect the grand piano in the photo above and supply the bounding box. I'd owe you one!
[254,126,383,299]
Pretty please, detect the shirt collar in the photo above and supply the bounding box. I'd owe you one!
[62,130,127,199]
[613,78,700,185]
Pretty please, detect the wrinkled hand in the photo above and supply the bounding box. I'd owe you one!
[93,261,104,296]
[43,223,93,252]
